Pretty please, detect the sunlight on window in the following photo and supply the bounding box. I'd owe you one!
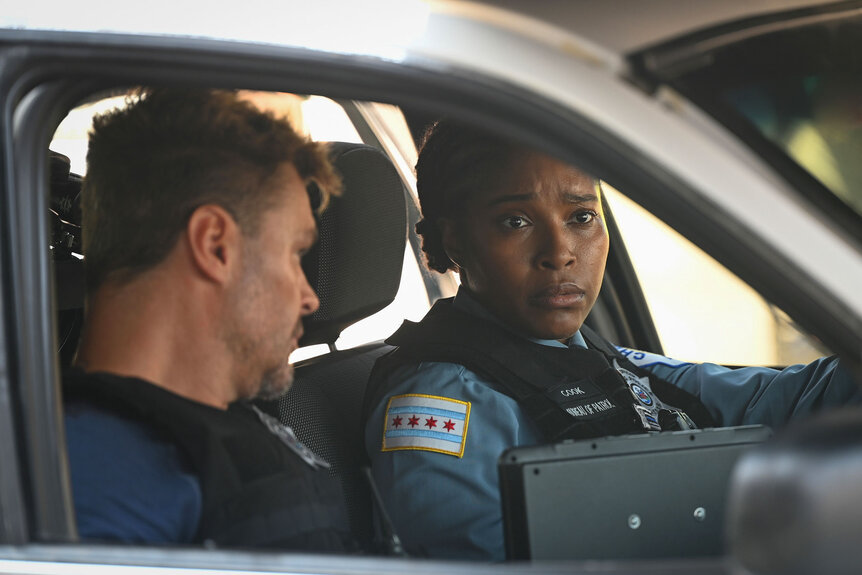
[301,96,362,143]
[603,184,779,366]
[51,95,129,175]
[289,343,331,363]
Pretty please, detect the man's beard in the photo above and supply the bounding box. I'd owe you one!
[225,247,300,402]
[253,359,295,401]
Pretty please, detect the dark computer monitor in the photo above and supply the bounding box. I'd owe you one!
[499,425,771,560]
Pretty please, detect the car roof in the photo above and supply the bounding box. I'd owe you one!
[472,0,840,53]
[1,1,838,52]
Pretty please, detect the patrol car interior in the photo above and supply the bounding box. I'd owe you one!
[30,74,860,573]
[46,89,661,555]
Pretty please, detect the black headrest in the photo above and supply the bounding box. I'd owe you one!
[300,142,408,346]
[50,151,82,228]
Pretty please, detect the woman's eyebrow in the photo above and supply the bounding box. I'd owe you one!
[563,192,598,204]
[486,193,535,206]
[485,191,598,207]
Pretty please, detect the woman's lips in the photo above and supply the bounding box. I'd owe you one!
[530,283,586,308]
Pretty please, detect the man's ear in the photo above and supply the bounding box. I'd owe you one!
[438,217,464,270]
[186,205,240,284]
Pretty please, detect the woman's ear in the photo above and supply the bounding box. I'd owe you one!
[438,217,464,270]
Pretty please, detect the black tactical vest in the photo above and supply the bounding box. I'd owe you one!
[364,299,715,443]
[64,371,355,552]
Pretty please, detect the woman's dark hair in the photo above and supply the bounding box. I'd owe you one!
[414,119,523,273]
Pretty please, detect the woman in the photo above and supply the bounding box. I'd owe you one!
[363,119,859,561]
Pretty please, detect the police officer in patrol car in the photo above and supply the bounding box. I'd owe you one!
[362,119,862,561]
[64,89,355,551]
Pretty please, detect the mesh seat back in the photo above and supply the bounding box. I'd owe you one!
[259,142,408,548]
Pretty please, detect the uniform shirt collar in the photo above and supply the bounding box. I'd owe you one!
[451,286,587,350]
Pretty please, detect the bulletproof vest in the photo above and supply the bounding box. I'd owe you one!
[364,299,715,443]
[64,371,355,552]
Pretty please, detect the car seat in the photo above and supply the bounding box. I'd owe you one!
[254,142,408,550]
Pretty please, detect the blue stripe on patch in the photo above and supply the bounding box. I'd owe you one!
[385,429,463,443]
[387,406,466,419]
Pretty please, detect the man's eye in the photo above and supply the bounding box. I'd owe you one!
[502,215,530,229]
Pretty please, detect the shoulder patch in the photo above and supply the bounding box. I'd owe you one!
[615,347,690,369]
[381,394,470,457]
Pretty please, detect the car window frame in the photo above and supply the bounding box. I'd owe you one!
[0,27,859,573]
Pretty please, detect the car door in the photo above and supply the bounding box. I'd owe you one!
[0,30,666,575]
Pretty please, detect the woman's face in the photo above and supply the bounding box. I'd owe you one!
[442,153,609,342]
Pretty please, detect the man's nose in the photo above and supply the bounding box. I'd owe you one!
[300,271,320,316]
[537,226,575,270]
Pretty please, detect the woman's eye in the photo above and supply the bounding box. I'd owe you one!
[502,215,530,229]
[572,210,597,224]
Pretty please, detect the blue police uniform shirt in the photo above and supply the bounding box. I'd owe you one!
[364,287,861,561]
[65,401,202,543]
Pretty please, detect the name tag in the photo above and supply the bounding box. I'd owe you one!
[545,377,604,403]
[546,377,620,420]
[565,399,615,418]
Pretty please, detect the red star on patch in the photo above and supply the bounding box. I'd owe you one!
[407,416,420,428]
[392,416,403,428]
[443,419,456,432]
[424,417,438,429]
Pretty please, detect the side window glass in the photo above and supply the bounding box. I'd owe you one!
[725,69,862,220]
[603,184,828,366]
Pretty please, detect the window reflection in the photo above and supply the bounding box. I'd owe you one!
[727,75,862,217]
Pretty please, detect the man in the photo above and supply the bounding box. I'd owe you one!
[64,88,354,551]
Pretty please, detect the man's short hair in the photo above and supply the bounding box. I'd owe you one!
[82,88,340,291]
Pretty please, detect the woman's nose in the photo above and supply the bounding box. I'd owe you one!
[537,226,575,270]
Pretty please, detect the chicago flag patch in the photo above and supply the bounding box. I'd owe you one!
[381,394,471,457]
